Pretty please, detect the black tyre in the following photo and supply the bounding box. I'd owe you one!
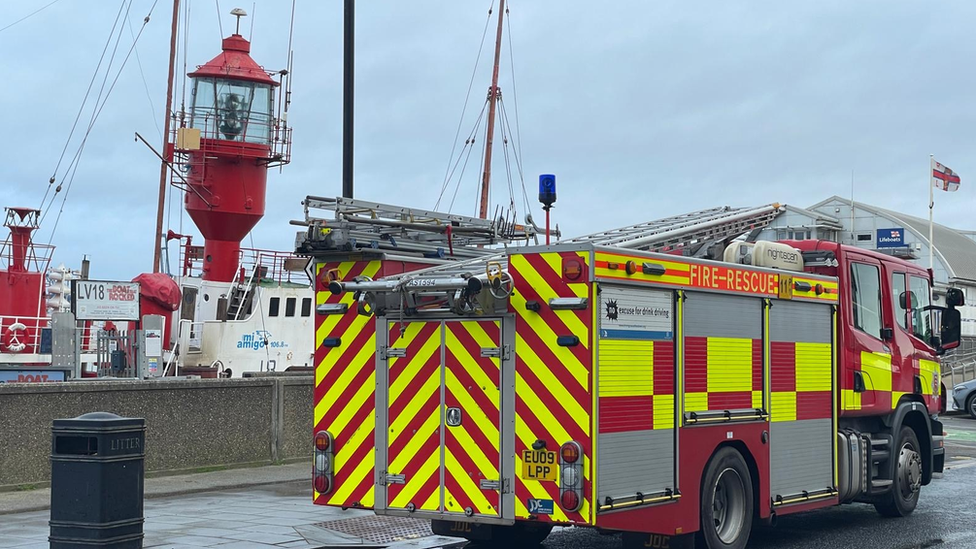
[431,520,551,547]
[875,426,922,517]
[967,393,976,420]
[697,447,754,549]
[503,522,553,546]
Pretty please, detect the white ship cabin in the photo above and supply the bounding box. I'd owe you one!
[172,248,313,377]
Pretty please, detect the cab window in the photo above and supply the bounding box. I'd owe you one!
[851,262,883,339]
[908,276,933,342]
[892,273,908,330]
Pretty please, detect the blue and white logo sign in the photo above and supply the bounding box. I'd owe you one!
[527,498,554,515]
[237,330,289,350]
[876,228,905,248]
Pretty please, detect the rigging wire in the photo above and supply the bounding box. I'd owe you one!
[214,0,224,38]
[435,0,495,210]
[126,6,162,140]
[249,1,255,41]
[42,0,134,226]
[500,95,531,217]
[167,0,192,273]
[180,0,191,114]
[473,122,489,218]
[504,2,532,218]
[447,105,489,212]
[439,101,489,211]
[0,0,64,34]
[42,0,127,210]
[44,0,161,246]
[497,99,517,213]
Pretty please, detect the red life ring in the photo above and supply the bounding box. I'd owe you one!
[3,322,28,353]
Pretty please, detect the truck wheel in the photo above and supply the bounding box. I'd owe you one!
[875,426,921,517]
[967,394,976,420]
[698,447,753,549]
[505,522,553,546]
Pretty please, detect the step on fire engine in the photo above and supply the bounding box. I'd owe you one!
[303,199,962,549]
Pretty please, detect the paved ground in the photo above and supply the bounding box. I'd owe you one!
[0,462,311,515]
[943,413,976,459]
[3,416,976,548]
[1,479,365,549]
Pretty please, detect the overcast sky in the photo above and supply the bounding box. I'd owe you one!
[2,0,975,279]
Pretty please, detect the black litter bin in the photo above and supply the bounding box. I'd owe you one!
[49,412,146,549]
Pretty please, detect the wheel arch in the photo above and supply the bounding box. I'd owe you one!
[889,401,933,485]
[706,441,763,520]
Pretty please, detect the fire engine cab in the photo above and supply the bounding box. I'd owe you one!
[305,202,961,549]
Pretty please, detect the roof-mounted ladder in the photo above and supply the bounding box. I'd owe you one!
[325,202,786,315]
[295,196,557,260]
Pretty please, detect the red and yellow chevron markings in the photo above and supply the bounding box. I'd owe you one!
[386,321,442,512]
[509,251,592,524]
[684,337,763,412]
[313,260,381,508]
[443,321,501,516]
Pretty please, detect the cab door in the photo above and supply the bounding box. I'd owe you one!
[844,254,894,413]
[885,269,915,410]
[906,274,941,410]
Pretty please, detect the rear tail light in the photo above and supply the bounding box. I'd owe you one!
[560,490,580,511]
[313,474,331,494]
[313,430,334,495]
[560,442,581,463]
[558,441,583,512]
[315,431,332,452]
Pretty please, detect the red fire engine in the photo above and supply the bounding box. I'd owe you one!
[304,202,961,549]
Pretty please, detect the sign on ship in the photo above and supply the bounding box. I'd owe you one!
[71,280,140,321]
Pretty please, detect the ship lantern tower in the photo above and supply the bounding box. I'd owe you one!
[180,9,290,282]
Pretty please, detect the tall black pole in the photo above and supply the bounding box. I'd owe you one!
[342,0,354,199]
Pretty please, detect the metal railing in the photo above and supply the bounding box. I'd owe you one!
[176,245,307,285]
[0,238,54,274]
[943,359,976,391]
[1,314,104,358]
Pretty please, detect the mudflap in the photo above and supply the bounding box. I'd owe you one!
[621,531,696,549]
[932,417,945,475]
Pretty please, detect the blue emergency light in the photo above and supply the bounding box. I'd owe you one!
[539,174,556,210]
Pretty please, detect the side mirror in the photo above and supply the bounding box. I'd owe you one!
[899,291,915,310]
[946,287,965,308]
[941,307,962,351]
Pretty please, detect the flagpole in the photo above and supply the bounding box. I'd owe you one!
[850,170,856,244]
[929,154,935,270]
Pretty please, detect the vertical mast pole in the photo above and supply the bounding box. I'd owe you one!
[929,154,935,269]
[153,0,181,273]
[478,0,506,220]
[342,0,355,199]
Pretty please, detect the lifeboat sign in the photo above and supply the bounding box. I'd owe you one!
[71,280,140,321]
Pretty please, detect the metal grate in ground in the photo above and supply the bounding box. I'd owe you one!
[313,515,434,544]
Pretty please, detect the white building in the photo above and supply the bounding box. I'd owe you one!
[758,196,976,355]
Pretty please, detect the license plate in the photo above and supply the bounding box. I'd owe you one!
[520,450,557,481]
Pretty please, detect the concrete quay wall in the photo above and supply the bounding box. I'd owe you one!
[0,377,313,489]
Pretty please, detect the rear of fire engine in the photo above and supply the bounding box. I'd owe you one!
[311,224,962,548]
